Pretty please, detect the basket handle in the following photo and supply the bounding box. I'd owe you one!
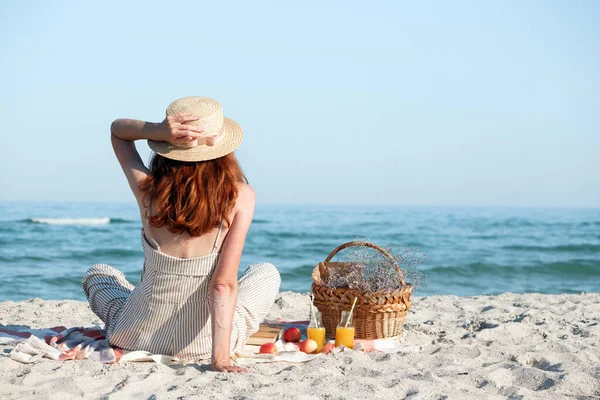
[324,241,402,274]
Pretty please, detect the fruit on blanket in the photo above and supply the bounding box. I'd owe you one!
[259,343,279,355]
[283,327,302,343]
[299,339,318,354]
[320,342,335,354]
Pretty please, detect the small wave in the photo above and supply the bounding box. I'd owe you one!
[467,234,502,240]
[262,231,304,239]
[86,248,142,258]
[29,218,111,225]
[487,218,536,228]
[110,218,133,224]
[580,221,600,227]
[426,261,600,277]
[0,254,52,263]
[57,248,143,260]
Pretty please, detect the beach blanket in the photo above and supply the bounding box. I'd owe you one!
[1,326,179,364]
[1,321,413,365]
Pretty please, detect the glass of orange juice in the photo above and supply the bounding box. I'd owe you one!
[335,311,355,349]
[307,311,326,351]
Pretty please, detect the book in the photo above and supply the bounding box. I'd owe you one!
[246,324,284,346]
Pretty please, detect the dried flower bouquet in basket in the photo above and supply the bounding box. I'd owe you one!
[311,240,426,340]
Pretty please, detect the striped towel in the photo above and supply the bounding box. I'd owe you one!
[1,326,178,364]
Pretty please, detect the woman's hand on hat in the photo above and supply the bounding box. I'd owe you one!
[158,114,204,147]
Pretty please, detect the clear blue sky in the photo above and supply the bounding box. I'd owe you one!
[1,0,598,207]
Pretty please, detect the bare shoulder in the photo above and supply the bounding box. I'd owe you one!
[235,183,256,213]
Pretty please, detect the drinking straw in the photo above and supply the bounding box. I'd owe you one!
[309,294,318,327]
[345,297,358,328]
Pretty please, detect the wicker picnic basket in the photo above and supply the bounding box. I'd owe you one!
[311,241,412,340]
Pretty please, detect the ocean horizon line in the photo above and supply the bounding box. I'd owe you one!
[1,200,599,210]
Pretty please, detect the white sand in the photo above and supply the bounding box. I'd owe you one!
[1,292,599,399]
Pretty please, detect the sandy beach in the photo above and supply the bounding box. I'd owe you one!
[1,292,598,399]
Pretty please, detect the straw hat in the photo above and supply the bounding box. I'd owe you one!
[148,96,243,162]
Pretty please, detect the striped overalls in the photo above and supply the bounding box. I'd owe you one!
[82,224,280,360]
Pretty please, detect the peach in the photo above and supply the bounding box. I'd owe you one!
[283,327,302,343]
[320,342,335,354]
[259,343,278,355]
[299,339,318,354]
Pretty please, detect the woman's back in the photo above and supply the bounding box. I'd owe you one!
[144,223,226,258]
[141,203,231,258]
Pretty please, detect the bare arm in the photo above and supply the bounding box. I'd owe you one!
[110,115,203,201]
[209,185,255,373]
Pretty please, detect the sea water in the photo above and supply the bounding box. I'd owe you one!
[0,202,598,301]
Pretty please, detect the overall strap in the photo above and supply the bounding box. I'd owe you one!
[144,198,161,252]
[212,220,224,253]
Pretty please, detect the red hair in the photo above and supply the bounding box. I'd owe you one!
[139,153,247,236]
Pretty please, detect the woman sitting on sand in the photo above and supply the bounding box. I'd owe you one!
[82,97,280,372]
